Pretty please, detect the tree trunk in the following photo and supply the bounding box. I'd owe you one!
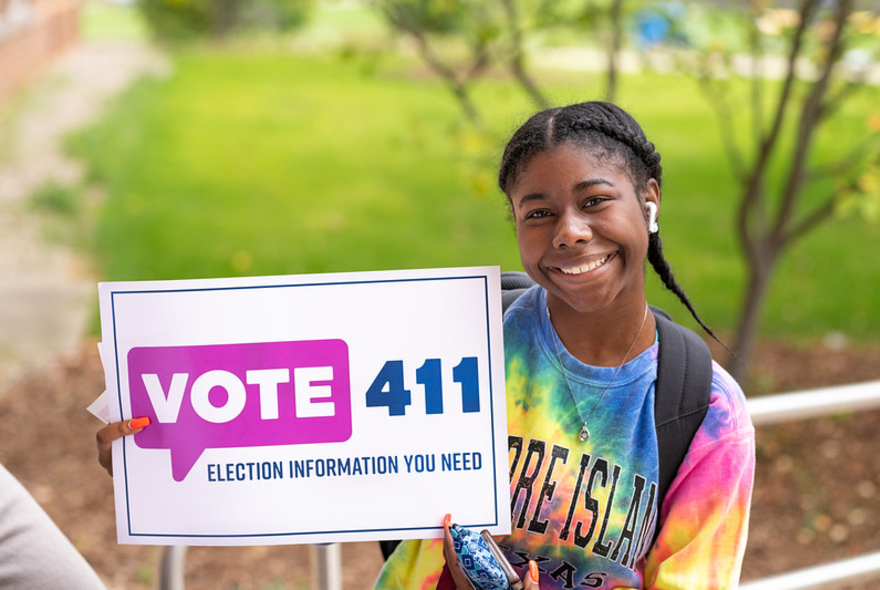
[447,80,483,126]
[714,0,856,387]
[730,251,778,384]
[605,0,624,102]
[510,60,550,110]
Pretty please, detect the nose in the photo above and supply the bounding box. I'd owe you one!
[552,208,592,249]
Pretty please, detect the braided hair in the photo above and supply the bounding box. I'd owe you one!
[499,101,722,344]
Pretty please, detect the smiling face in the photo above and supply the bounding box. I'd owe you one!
[509,141,660,317]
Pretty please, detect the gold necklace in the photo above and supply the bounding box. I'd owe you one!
[547,303,650,442]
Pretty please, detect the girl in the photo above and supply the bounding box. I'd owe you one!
[374,102,755,589]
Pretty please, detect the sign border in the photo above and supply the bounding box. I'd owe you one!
[108,272,502,540]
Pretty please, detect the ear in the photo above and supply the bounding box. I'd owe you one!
[643,179,660,233]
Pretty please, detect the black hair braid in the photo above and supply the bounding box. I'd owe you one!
[500,101,726,346]
[560,110,663,190]
[498,107,561,194]
[648,233,730,351]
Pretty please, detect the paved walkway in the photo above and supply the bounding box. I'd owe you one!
[0,41,168,394]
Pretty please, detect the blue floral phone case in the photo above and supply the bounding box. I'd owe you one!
[450,524,523,590]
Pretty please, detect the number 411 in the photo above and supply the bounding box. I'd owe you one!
[365,357,479,417]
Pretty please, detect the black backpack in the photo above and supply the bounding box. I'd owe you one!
[379,271,711,559]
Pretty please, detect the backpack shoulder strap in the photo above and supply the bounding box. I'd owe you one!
[651,308,713,542]
[501,271,535,312]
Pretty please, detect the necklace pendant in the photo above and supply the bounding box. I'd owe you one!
[579,423,590,442]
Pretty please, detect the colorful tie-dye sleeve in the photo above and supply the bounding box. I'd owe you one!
[644,362,755,589]
[374,538,445,590]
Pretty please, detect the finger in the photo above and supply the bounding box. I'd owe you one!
[96,417,150,476]
[96,417,150,445]
[441,513,454,566]
[441,515,478,590]
[523,560,540,590]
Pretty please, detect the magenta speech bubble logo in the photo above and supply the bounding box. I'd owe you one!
[127,339,351,481]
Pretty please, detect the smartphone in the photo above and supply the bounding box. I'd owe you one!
[450,523,523,590]
[479,530,524,590]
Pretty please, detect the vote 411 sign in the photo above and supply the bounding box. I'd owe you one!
[98,267,509,546]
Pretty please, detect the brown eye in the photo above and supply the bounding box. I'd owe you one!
[525,209,551,220]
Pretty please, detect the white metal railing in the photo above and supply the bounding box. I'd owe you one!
[311,544,343,590]
[159,379,880,590]
[745,379,880,426]
[159,545,187,590]
[737,378,880,590]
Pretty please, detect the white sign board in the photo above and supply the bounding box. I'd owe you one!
[98,267,509,546]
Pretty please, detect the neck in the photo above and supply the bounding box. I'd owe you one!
[548,298,656,367]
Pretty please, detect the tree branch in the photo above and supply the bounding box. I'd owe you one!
[696,74,747,181]
[760,0,819,160]
[810,133,880,182]
[464,38,490,82]
[821,41,880,119]
[772,0,851,247]
[780,195,836,248]
[380,2,484,125]
[605,0,624,102]
[747,6,765,148]
[498,0,551,108]
[737,0,820,267]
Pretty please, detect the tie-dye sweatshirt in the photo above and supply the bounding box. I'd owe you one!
[375,286,755,589]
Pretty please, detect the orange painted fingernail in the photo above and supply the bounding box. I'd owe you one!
[529,560,539,582]
[443,513,451,527]
[129,417,150,430]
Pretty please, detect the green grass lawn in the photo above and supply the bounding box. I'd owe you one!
[67,43,880,343]
[69,51,524,276]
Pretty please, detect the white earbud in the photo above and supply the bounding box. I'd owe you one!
[646,202,659,234]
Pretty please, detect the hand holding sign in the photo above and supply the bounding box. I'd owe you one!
[96,417,149,476]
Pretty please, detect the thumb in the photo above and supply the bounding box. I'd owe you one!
[96,417,151,476]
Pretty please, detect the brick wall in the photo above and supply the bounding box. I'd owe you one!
[0,0,82,107]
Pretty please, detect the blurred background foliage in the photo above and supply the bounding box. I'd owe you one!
[66,0,880,363]
[137,0,315,42]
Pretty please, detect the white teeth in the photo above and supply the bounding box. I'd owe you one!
[558,255,610,275]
